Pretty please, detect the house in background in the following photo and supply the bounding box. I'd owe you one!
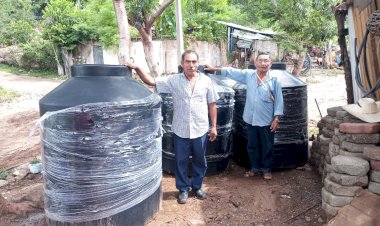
[216,21,279,68]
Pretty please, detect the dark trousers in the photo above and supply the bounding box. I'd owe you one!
[247,124,275,173]
[173,133,208,192]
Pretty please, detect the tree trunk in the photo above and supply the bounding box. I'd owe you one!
[61,48,73,77]
[49,40,64,75]
[113,0,131,64]
[127,0,174,77]
[334,4,354,104]
[139,28,160,77]
[292,53,305,76]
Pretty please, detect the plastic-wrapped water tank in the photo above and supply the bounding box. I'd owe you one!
[232,63,308,169]
[161,68,235,176]
[39,64,162,226]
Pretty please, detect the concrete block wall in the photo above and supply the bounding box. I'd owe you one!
[309,106,380,218]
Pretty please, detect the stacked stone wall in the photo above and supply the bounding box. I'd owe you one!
[309,106,380,218]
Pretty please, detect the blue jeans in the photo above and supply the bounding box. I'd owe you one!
[247,124,274,173]
[173,133,208,192]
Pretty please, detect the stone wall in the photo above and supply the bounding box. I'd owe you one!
[309,106,380,218]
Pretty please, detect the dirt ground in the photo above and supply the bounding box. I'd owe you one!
[0,69,347,226]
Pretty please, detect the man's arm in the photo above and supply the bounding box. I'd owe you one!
[205,64,249,84]
[204,64,222,73]
[270,80,284,132]
[124,62,156,86]
[208,102,217,141]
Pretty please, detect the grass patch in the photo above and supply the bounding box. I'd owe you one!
[0,86,20,103]
[0,63,59,78]
[0,168,11,180]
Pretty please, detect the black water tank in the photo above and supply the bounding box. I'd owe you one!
[232,62,308,169]
[39,64,162,226]
[161,67,235,176]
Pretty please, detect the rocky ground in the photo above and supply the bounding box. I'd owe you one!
[0,68,347,226]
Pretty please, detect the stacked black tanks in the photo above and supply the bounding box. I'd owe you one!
[161,68,235,176]
[232,63,308,169]
[39,65,162,226]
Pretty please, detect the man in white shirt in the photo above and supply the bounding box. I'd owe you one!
[125,50,219,204]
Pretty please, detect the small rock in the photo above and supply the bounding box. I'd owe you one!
[305,216,311,222]
[280,194,291,199]
[189,219,205,225]
[318,217,324,223]
[0,180,7,187]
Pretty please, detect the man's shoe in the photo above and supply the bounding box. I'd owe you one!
[194,189,207,200]
[263,172,272,180]
[244,170,256,177]
[178,191,188,204]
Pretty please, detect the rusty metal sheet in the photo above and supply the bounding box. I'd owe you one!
[354,0,373,11]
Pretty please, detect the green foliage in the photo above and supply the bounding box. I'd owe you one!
[0,0,36,46]
[0,63,59,78]
[229,0,340,48]
[30,158,42,164]
[82,0,119,48]
[1,20,34,46]
[125,0,158,25]
[0,168,11,180]
[20,38,57,71]
[156,0,248,43]
[42,0,97,49]
[0,86,20,103]
[155,3,177,39]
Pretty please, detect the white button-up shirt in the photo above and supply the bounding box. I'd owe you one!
[156,73,219,139]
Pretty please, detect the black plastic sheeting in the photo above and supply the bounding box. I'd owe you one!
[38,64,162,226]
[160,74,235,176]
[231,63,308,169]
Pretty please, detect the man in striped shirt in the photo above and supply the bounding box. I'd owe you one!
[125,50,219,204]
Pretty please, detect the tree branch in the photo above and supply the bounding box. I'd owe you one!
[146,0,174,28]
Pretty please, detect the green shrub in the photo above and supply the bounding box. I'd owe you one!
[30,158,42,164]
[0,168,10,180]
[20,39,57,71]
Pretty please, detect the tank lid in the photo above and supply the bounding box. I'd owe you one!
[39,65,152,115]
[71,64,131,77]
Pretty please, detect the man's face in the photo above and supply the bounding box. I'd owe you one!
[181,53,199,75]
[255,54,272,74]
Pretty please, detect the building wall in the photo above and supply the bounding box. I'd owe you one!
[103,40,223,75]
[251,40,279,61]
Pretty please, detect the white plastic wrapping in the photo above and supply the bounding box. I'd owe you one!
[40,94,162,222]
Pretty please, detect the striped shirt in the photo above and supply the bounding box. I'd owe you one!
[221,68,283,126]
[156,73,219,139]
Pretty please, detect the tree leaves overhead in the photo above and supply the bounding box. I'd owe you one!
[229,0,340,49]
[0,0,36,45]
[156,0,248,43]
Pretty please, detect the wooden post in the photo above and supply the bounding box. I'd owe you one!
[333,2,354,104]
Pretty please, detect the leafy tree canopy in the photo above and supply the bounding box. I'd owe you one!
[0,0,36,45]
[156,0,249,43]
[229,0,340,51]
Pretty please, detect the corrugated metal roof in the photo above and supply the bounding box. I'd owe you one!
[216,21,277,36]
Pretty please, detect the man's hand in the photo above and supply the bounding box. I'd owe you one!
[209,127,217,141]
[124,61,139,70]
[204,64,218,72]
[270,118,279,132]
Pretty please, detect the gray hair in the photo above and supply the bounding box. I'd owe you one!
[181,50,199,61]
